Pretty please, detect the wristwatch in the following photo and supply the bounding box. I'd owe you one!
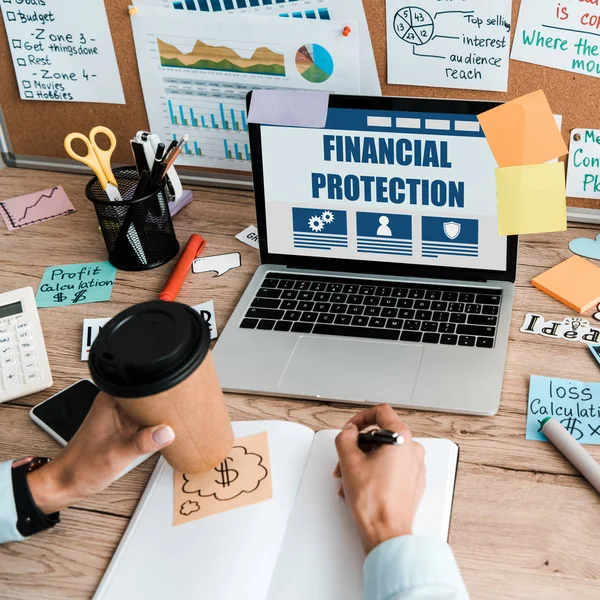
[11,457,60,537]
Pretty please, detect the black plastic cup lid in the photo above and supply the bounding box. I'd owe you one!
[88,301,210,398]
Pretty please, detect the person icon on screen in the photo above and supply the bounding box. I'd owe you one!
[377,216,392,237]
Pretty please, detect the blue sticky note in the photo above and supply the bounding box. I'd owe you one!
[36,261,116,308]
[527,375,600,444]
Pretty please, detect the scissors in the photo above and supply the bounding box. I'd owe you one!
[64,126,121,201]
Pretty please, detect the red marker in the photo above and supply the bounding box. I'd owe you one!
[159,233,206,302]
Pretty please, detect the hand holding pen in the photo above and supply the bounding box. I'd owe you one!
[333,405,426,554]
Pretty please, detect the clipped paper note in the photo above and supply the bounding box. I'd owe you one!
[478,90,568,167]
[386,0,512,92]
[0,0,124,104]
[36,262,116,308]
[567,129,600,200]
[81,317,111,361]
[495,163,567,236]
[532,256,600,314]
[193,301,218,340]
[236,225,260,249]
[0,186,75,231]
[193,253,241,277]
[512,0,600,80]
[173,432,273,526]
[527,375,600,444]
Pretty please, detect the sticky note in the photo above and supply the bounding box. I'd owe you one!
[495,163,567,236]
[248,90,329,128]
[173,432,273,526]
[0,186,75,231]
[527,375,600,444]
[478,90,568,167]
[532,256,600,314]
[36,261,116,308]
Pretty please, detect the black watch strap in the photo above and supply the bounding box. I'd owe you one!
[11,458,60,537]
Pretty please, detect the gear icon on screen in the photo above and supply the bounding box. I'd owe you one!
[321,210,335,224]
[308,215,324,232]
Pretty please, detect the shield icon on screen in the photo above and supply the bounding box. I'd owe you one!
[443,221,461,240]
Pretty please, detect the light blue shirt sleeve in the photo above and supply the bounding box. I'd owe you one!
[0,461,25,544]
[364,535,469,600]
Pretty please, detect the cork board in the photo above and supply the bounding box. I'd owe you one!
[0,0,597,209]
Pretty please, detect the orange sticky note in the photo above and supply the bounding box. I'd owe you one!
[172,432,273,527]
[478,90,568,167]
[532,256,600,314]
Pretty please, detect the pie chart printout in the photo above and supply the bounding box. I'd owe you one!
[295,43,334,83]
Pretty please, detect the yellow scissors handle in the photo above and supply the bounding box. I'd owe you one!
[64,132,109,190]
[89,126,118,188]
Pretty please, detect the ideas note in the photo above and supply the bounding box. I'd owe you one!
[386,0,512,92]
[173,431,273,526]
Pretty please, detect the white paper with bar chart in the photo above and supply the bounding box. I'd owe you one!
[130,6,361,171]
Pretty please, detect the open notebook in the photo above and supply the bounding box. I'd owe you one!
[94,420,458,600]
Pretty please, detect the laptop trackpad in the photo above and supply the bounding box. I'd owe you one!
[278,336,424,403]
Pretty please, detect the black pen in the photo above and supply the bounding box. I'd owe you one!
[163,139,178,163]
[358,429,404,446]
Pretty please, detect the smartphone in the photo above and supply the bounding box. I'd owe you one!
[30,380,153,475]
[30,379,99,446]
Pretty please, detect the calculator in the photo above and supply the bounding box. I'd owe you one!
[0,287,53,404]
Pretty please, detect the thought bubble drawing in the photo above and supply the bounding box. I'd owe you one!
[182,445,268,502]
[192,252,241,277]
[180,500,201,516]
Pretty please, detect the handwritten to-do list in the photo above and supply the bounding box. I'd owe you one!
[0,0,124,103]
[512,0,600,79]
[527,375,600,445]
[567,129,600,200]
[385,0,512,92]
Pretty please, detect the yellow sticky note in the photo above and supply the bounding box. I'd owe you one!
[495,163,567,236]
[478,90,568,167]
[532,256,600,314]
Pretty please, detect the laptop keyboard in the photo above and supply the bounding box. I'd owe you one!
[239,273,502,348]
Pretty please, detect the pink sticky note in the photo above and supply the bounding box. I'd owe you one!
[0,186,75,231]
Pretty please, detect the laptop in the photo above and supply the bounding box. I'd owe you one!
[213,94,517,416]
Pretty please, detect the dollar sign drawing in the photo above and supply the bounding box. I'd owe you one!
[72,289,87,303]
[561,417,584,441]
[53,292,67,303]
[214,457,239,488]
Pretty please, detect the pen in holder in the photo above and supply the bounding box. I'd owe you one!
[86,166,180,271]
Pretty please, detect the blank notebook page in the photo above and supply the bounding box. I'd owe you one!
[93,421,315,600]
[266,432,458,600]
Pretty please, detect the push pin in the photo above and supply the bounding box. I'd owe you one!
[574,133,581,142]
[129,6,139,15]
[342,26,352,37]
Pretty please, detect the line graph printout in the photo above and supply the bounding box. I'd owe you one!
[512,0,600,79]
[386,0,512,92]
[134,0,381,95]
[130,7,360,171]
[0,186,75,231]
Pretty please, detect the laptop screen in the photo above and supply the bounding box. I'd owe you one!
[258,106,508,272]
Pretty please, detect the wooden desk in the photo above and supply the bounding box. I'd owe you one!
[0,167,599,600]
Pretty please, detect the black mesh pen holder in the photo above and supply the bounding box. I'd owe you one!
[86,166,180,271]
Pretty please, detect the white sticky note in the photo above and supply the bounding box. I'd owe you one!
[0,0,125,104]
[512,0,600,80]
[235,225,260,250]
[193,253,242,277]
[248,90,329,128]
[567,129,600,200]
[81,318,111,361]
[386,0,512,92]
[193,301,218,340]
